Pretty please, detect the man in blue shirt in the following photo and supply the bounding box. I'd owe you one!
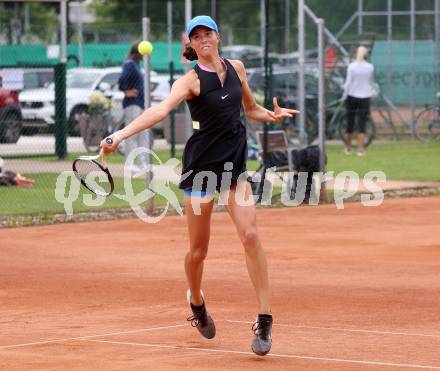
[119,42,150,174]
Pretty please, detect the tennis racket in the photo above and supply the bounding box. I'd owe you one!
[72,137,115,197]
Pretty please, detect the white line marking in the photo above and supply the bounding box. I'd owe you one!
[85,339,440,369]
[0,324,186,350]
[226,320,440,339]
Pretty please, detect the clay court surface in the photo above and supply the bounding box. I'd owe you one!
[1,197,440,370]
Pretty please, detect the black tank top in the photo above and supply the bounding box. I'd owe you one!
[179,59,248,192]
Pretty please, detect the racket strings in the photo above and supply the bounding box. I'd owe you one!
[74,159,112,196]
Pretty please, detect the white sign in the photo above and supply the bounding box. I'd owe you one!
[47,45,60,59]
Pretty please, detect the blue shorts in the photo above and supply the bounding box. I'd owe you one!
[183,188,214,197]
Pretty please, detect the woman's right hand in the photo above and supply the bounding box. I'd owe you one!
[99,131,122,159]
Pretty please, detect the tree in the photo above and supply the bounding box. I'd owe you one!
[0,2,59,44]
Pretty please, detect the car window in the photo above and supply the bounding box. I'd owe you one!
[23,73,39,89]
[23,71,54,89]
[38,72,54,88]
[66,72,101,89]
[273,73,296,91]
[99,73,120,89]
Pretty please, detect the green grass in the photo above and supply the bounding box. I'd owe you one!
[0,173,185,216]
[325,141,440,181]
[11,141,439,181]
[1,141,439,218]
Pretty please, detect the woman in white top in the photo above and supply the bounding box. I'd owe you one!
[342,46,376,156]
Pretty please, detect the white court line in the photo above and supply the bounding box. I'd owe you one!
[85,339,440,369]
[226,320,440,339]
[0,324,185,350]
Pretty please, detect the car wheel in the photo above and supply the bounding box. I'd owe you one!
[0,110,22,143]
[68,105,88,136]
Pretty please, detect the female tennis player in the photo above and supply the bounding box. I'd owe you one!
[100,15,299,356]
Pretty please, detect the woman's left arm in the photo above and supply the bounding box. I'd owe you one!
[230,60,299,123]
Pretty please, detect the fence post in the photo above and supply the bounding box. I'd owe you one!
[167,0,176,158]
[169,61,176,158]
[54,62,67,159]
[317,18,326,204]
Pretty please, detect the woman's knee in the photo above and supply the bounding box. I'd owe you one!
[188,244,208,263]
[241,227,260,249]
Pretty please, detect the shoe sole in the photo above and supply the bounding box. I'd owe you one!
[252,348,270,356]
[251,342,272,356]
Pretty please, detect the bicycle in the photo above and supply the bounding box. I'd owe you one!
[306,98,376,147]
[414,92,440,141]
[78,112,125,154]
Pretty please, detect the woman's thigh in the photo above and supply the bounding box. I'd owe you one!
[184,195,215,250]
[221,181,258,238]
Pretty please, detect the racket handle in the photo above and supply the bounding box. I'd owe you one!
[105,137,113,145]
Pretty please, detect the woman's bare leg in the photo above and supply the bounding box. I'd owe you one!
[346,133,353,152]
[222,182,270,314]
[184,195,214,306]
[357,133,366,154]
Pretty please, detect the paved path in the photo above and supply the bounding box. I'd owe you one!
[0,136,180,156]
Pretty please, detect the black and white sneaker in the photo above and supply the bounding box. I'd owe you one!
[186,289,216,339]
[251,314,273,356]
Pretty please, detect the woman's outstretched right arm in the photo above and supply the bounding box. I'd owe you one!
[100,72,195,154]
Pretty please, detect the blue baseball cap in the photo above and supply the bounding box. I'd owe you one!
[186,15,219,38]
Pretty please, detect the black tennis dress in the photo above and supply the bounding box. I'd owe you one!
[179,59,248,192]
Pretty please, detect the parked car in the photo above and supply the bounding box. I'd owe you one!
[151,73,182,103]
[18,67,176,136]
[222,45,263,67]
[222,45,263,58]
[221,45,283,68]
[247,65,320,105]
[246,64,344,105]
[0,87,22,143]
[19,67,123,136]
[246,65,345,143]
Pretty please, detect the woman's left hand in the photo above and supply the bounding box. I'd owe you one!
[269,97,300,123]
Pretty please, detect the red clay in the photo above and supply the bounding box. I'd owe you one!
[1,197,440,370]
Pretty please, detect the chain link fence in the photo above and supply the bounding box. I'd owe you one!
[1,0,439,223]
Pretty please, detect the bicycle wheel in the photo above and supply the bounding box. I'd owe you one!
[415,106,440,142]
[82,114,105,153]
[338,113,376,148]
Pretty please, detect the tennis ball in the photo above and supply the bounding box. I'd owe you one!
[138,41,153,56]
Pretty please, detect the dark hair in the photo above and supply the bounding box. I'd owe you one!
[183,44,198,61]
[127,41,142,60]
[183,38,222,62]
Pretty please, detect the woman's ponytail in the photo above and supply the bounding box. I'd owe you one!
[183,44,198,61]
